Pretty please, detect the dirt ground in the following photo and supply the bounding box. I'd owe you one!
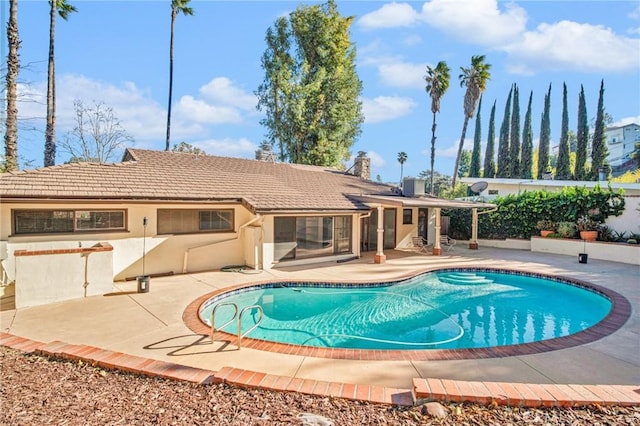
[1,346,638,425]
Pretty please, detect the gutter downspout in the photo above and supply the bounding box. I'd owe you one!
[182,214,263,273]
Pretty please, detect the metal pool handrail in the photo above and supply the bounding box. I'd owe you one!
[209,302,264,349]
[238,305,263,349]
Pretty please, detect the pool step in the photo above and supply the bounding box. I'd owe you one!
[438,273,494,285]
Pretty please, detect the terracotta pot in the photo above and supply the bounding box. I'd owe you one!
[580,230,598,241]
[540,230,554,237]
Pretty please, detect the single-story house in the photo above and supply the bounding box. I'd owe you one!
[1,149,495,307]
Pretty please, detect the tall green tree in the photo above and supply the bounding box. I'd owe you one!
[520,91,534,179]
[256,17,293,162]
[452,55,491,187]
[482,100,497,178]
[509,84,520,177]
[496,86,512,177]
[397,151,407,187]
[574,85,589,180]
[165,0,194,151]
[458,149,472,178]
[3,0,19,172]
[256,0,363,167]
[44,0,77,167]
[469,96,482,177]
[555,83,571,180]
[424,61,450,194]
[537,84,552,179]
[591,80,608,180]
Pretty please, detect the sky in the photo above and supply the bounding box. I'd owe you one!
[4,0,640,183]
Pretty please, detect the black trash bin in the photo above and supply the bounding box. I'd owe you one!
[578,253,588,264]
[137,275,150,293]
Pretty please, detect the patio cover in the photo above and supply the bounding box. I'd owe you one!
[349,194,497,261]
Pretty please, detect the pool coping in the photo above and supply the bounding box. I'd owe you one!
[183,267,632,361]
[2,332,639,408]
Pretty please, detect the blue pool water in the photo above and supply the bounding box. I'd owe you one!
[199,270,612,350]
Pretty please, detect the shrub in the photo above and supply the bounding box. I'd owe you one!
[536,220,556,231]
[556,221,576,238]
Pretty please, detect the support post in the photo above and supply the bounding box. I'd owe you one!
[374,205,386,264]
[433,208,442,255]
[469,208,479,249]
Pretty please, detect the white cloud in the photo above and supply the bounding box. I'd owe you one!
[174,95,242,125]
[362,96,417,123]
[18,74,170,144]
[436,139,474,158]
[503,21,640,73]
[628,26,640,35]
[403,34,423,46]
[378,61,428,88]
[420,0,527,45]
[611,116,640,127]
[629,5,640,19]
[198,137,257,157]
[199,77,257,110]
[358,3,420,29]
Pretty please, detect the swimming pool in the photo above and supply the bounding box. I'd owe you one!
[196,269,614,351]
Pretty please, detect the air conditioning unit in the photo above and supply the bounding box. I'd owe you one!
[403,178,425,197]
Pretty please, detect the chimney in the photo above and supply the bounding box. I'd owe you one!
[353,151,370,180]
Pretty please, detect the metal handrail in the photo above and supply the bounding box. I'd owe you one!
[237,305,264,349]
[210,302,238,343]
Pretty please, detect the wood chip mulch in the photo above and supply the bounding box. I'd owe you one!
[1,346,638,425]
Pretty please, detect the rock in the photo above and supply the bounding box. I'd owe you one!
[297,412,334,425]
[421,401,449,419]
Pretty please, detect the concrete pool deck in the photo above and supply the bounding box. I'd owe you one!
[1,247,639,406]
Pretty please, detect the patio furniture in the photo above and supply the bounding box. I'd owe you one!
[440,235,456,251]
[411,236,432,254]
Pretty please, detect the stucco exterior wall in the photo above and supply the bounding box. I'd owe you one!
[531,237,639,265]
[1,201,255,282]
[14,244,114,308]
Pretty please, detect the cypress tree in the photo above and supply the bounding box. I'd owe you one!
[574,85,589,180]
[483,100,497,178]
[509,84,521,177]
[537,84,552,179]
[496,86,512,178]
[520,90,534,179]
[591,79,608,180]
[469,96,483,177]
[555,83,571,180]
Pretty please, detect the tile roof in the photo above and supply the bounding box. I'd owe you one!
[0,149,396,212]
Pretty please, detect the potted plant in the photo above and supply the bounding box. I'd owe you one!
[536,220,556,237]
[576,215,599,241]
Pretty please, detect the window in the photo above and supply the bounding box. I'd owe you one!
[157,209,234,234]
[13,209,125,234]
[403,208,413,224]
[274,216,352,261]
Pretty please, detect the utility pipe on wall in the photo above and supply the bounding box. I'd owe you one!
[182,214,263,273]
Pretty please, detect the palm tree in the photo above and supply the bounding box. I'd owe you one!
[4,0,19,172]
[165,0,194,151]
[397,152,407,187]
[452,55,491,187]
[424,61,450,195]
[45,0,77,167]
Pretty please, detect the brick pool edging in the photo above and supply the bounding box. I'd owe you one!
[1,332,639,408]
[183,267,632,361]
